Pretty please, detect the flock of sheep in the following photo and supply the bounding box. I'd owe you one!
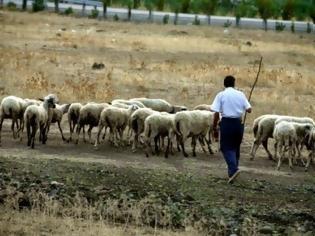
[0,94,314,171]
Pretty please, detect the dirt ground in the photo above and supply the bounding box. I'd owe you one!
[1,10,315,235]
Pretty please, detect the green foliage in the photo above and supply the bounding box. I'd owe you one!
[113,14,119,21]
[144,0,155,11]
[181,0,190,13]
[156,0,164,11]
[275,21,286,31]
[223,19,232,28]
[200,0,218,16]
[163,14,169,24]
[90,8,99,18]
[193,15,200,25]
[7,1,17,10]
[64,7,73,15]
[294,0,312,21]
[281,0,295,20]
[310,3,315,23]
[32,0,45,12]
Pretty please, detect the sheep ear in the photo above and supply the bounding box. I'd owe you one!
[38,98,44,101]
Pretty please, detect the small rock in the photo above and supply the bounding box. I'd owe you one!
[50,181,63,187]
[246,41,252,46]
[56,33,61,37]
[259,225,274,234]
[30,183,36,187]
[61,28,66,31]
[92,62,105,70]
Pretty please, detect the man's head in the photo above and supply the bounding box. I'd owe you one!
[224,75,235,88]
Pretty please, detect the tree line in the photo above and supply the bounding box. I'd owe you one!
[7,0,315,28]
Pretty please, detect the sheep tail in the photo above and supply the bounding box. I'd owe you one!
[29,113,37,127]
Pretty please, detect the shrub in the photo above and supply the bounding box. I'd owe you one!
[223,20,232,28]
[113,14,119,21]
[64,7,73,15]
[291,21,295,33]
[90,8,99,19]
[163,14,169,24]
[32,0,45,12]
[193,15,200,25]
[7,1,17,10]
[275,22,286,32]
[306,22,312,33]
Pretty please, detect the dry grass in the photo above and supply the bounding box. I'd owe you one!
[0,11,315,125]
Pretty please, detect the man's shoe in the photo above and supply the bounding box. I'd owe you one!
[228,170,241,184]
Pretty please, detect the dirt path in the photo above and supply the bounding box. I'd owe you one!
[1,121,314,186]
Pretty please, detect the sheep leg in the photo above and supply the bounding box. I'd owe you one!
[179,135,188,158]
[262,139,274,161]
[11,116,17,139]
[69,119,73,142]
[192,137,197,157]
[87,125,93,144]
[154,136,159,155]
[94,122,104,148]
[57,121,67,142]
[165,136,171,158]
[30,123,38,149]
[26,120,31,147]
[131,131,138,152]
[0,116,3,146]
[250,139,260,160]
[75,124,82,144]
[276,142,283,171]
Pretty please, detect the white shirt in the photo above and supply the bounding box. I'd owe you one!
[211,87,251,118]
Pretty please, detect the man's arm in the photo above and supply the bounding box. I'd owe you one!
[213,112,220,142]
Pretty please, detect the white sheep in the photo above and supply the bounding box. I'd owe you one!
[273,121,297,170]
[305,129,315,171]
[193,104,211,111]
[250,114,283,160]
[142,112,177,158]
[0,96,41,146]
[130,98,187,113]
[48,103,71,142]
[112,99,146,108]
[274,121,313,170]
[94,105,139,147]
[129,107,158,151]
[23,95,58,148]
[75,102,110,144]
[174,110,214,157]
[68,103,83,142]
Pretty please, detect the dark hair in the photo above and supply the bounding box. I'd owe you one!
[224,75,235,88]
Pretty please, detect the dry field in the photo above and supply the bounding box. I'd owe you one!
[1,10,315,235]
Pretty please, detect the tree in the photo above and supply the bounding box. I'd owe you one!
[281,0,295,20]
[235,0,248,27]
[102,0,111,18]
[294,0,312,21]
[54,0,59,12]
[120,0,133,20]
[256,0,275,31]
[310,3,315,23]
[144,0,157,20]
[200,0,218,25]
[181,0,191,13]
[190,0,202,23]
[22,0,27,10]
[167,0,182,24]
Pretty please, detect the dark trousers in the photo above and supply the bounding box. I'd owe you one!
[220,117,244,177]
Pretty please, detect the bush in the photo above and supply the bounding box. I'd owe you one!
[275,22,286,32]
[7,1,17,10]
[113,14,119,21]
[90,8,99,19]
[306,22,312,33]
[163,14,169,24]
[291,21,295,33]
[193,15,200,25]
[32,0,45,12]
[223,20,232,28]
[64,7,73,15]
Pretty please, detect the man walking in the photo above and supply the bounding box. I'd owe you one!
[211,75,252,183]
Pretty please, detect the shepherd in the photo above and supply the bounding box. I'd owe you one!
[211,75,252,183]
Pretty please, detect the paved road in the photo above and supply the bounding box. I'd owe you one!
[3,0,314,33]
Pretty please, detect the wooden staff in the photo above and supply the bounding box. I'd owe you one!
[243,56,263,125]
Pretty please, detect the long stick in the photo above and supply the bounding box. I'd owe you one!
[243,56,263,125]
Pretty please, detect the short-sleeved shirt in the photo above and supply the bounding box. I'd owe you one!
[211,87,251,118]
